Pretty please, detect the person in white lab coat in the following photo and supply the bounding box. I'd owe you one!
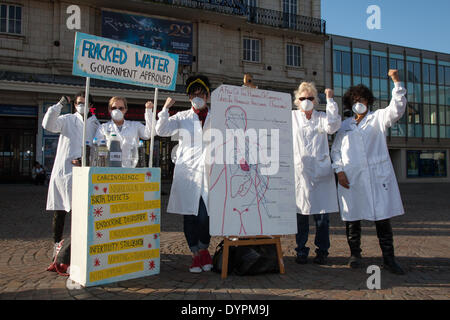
[94,96,153,166]
[292,82,341,265]
[155,75,213,273]
[42,92,100,262]
[331,69,406,274]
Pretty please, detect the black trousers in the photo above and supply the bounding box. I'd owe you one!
[52,210,68,243]
[183,197,210,253]
[345,218,395,258]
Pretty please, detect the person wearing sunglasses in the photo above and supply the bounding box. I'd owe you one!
[292,82,341,265]
[330,70,406,275]
[94,96,154,166]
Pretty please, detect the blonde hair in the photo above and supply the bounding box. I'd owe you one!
[108,96,128,110]
[294,82,319,105]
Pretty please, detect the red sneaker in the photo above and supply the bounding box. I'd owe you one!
[189,255,202,273]
[199,249,213,272]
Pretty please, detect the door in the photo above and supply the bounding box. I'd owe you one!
[0,117,36,182]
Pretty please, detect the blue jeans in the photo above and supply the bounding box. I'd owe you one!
[183,197,211,253]
[295,213,330,258]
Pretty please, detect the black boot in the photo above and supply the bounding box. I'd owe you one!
[346,221,362,268]
[375,219,405,275]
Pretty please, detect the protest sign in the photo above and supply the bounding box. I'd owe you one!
[208,85,297,236]
[70,167,161,287]
[72,32,178,91]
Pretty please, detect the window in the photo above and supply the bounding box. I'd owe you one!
[286,44,302,67]
[283,0,298,27]
[446,67,450,86]
[407,150,447,178]
[353,53,361,75]
[372,56,380,78]
[361,54,370,77]
[341,52,351,74]
[243,38,260,63]
[0,4,22,34]
[333,50,341,73]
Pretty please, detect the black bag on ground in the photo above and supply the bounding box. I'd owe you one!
[212,240,236,274]
[212,240,279,276]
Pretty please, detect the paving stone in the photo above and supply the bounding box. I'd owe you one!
[0,183,449,300]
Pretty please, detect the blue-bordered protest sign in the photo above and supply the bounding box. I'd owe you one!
[72,32,178,91]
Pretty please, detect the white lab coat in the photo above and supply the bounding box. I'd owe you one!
[156,107,210,216]
[330,82,407,221]
[292,99,341,215]
[42,103,99,212]
[94,109,153,148]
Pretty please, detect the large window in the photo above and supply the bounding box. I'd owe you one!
[286,44,302,67]
[0,4,22,34]
[407,150,447,178]
[333,47,352,98]
[283,0,297,28]
[243,38,260,63]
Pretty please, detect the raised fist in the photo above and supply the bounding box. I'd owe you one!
[164,97,176,109]
[388,69,400,83]
[58,96,71,107]
[325,88,334,99]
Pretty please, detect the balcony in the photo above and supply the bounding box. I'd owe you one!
[146,0,326,34]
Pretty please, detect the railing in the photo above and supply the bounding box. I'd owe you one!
[147,0,326,34]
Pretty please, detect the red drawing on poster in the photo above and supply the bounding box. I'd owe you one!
[209,105,270,236]
[94,258,100,267]
[149,212,156,222]
[96,232,103,239]
[93,207,103,217]
[149,260,155,270]
[103,187,108,193]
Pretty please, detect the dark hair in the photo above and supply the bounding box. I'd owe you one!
[74,91,94,105]
[342,84,374,110]
[185,75,211,96]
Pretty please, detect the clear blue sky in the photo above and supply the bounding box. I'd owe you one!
[321,0,450,54]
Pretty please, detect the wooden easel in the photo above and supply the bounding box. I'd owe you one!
[221,235,285,279]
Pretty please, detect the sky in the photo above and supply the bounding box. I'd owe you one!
[321,0,450,54]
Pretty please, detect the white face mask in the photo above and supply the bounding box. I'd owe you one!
[191,97,206,110]
[75,104,86,115]
[352,102,367,115]
[299,99,314,112]
[111,109,124,121]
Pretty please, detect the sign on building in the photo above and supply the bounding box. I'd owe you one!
[102,10,193,65]
[70,167,161,287]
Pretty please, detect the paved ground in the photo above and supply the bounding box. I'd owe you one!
[0,182,449,300]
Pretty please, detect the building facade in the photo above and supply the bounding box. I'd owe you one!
[325,34,450,183]
[0,0,326,182]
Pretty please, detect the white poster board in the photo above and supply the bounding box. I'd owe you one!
[208,85,297,236]
[70,167,161,287]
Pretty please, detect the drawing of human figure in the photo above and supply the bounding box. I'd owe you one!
[209,105,273,236]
